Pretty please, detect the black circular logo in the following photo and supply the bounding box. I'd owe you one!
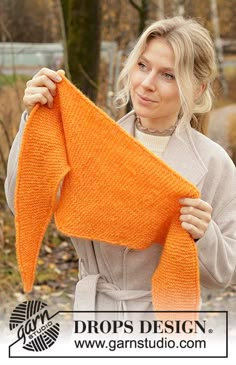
[9,300,60,352]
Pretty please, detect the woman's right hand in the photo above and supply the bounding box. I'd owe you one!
[23,67,65,115]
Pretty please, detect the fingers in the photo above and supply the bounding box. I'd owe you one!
[57,69,65,77]
[26,80,56,100]
[27,75,58,96]
[179,198,212,214]
[24,87,54,109]
[23,67,65,114]
[180,222,204,240]
[179,198,212,240]
[33,67,63,82]
[180,205,211,223]
[179,214,208,232]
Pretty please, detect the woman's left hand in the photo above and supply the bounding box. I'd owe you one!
[179,198,212,240]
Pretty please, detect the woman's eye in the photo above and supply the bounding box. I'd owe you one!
[138,62,146,70]
[163,73,175,80]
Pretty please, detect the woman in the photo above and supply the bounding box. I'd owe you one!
[4,17,236,320]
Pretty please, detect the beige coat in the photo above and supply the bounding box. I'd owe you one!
[4,110,236,320]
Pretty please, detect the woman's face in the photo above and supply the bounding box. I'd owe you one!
[130,37,181,129]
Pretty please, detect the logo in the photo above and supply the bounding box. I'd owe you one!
[9,300,60,352]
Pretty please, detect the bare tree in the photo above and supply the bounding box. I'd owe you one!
[129,0,150,34]
[61,0,102,102]
[210,0,228,96]
[57,0,71,79]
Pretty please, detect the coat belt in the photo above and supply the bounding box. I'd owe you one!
[73,274,152,320]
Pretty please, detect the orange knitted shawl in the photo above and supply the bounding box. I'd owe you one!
[15,75,200,318]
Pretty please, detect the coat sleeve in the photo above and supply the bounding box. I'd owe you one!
[196,152,236,289]
[4,111,63,215]
[4,111,28,214]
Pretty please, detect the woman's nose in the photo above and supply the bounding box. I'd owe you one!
[141,73,156,91]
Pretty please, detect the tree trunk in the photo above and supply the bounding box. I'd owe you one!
[129,0,150,35]
[127,0,150,113]
[60,0,70,37]
[66,0,102,102]
[210,0,228,97]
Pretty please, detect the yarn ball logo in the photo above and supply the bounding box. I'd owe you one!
[9,300,60,352]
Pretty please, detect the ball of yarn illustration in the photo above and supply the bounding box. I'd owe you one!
[9,300,60,352]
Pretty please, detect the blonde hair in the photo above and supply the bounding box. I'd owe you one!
[115,16,217,134]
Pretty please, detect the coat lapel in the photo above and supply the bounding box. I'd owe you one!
[117,111,208,187]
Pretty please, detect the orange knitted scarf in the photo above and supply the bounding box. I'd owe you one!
[15,75,200,318]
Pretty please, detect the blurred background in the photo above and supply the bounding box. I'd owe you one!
[0,0,235,334]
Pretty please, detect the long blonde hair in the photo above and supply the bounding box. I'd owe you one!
[115,17,217,134]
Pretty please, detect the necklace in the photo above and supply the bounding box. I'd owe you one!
[135,115,178,136]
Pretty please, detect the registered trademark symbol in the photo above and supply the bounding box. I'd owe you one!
[208,328,213,334]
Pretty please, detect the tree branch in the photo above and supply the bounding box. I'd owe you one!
[0,120,11,150]
[129,0,141,13]
[57,0,71,80]
[78,63,98,90]
[0,19,23,114]
[0,144,7,177]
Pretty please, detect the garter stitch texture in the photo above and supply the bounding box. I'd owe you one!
[15,74,201,318]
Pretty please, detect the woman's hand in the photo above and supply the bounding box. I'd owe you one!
[179,198,212,240]
[23,67,65,115]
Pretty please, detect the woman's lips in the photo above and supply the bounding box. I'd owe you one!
[136,93,157,104]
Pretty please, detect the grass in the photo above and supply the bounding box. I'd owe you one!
[0,73,30,88]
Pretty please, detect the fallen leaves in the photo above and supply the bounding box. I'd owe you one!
[0,180,78,320]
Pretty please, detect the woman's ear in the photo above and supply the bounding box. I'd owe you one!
[194,83,206,100]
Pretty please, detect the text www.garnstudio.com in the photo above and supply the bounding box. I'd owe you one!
[74,337,206,351]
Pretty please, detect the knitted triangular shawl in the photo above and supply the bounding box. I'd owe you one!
[15,75,200,318]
